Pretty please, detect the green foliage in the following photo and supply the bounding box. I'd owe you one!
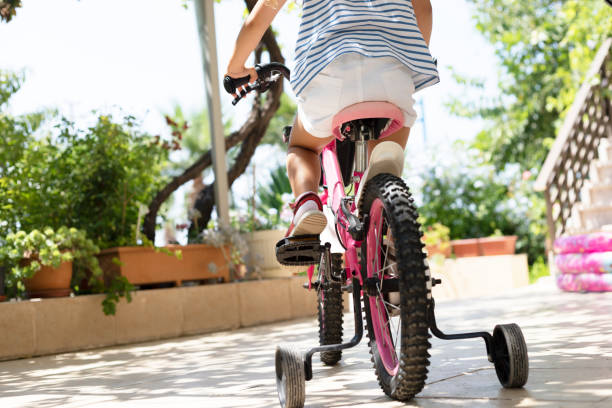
[457,0,612,170]
[49,115,171,249]
[256,165,292,229]
[99,276,134,316]
[442,0,611,271]
[419,219,451,250]
[1,70,176,314]
[529,256,550,284]
[418,150,546,265]
[261,93,296,148]
[0,72,171,249]
[0,226,101,298]
[0,0,21,22]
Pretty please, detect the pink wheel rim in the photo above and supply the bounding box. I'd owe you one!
[367,198,400,376]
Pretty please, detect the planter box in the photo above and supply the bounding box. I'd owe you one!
[425,243,452,258]
[429,254,529,301]
[245,230,293,278]
[451,238,480,257]
[0,276,318,361]
[25,261,73,298]
[478,236,517,256]
[97,244,230,286]
[451,236,517,258]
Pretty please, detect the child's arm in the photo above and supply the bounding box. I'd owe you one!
[412,0,433,46]
[226,0,287,83]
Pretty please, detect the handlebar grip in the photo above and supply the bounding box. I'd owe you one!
[223,75,250,94]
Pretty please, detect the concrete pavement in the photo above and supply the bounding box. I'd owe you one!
[1,277,611,407]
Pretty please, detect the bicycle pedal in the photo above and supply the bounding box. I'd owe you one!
[275,235,322,266]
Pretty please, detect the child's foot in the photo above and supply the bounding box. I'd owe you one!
[286,191,327,238]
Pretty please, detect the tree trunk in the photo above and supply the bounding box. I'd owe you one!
[144,0,286,242]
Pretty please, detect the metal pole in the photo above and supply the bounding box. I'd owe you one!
[194,0,230,229]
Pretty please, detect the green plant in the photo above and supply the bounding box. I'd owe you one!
[1,71,179,313]
[0,227,101,298]
[0,0,21,22]
[420,220,451,251]
[417,150,546,265]
[529,256,550,284]
[198,224,260,281]
[256,165,293,230]
[1,72,173,249]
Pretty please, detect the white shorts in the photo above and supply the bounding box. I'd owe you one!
[296,53,418,138]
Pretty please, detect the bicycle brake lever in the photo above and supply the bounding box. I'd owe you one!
[231,83,258,105]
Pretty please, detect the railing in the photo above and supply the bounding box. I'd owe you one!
[535,38,612,246]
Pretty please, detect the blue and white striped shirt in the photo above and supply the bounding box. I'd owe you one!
[291,0,439,97]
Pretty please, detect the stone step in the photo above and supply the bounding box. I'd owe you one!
[605,144,612,162]
[581,182,612,206]
[597,162,612,183]
[579,204,612,231]
[598,138,612,163]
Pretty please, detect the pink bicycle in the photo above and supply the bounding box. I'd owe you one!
[225,63,529,408]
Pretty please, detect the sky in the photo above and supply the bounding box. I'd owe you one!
[1,0,501,243]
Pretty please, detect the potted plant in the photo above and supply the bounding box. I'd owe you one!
[0,227,102,299]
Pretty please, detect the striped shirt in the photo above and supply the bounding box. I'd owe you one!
[291,0,439,97]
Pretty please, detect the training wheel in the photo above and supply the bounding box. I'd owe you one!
[275,345,306,408]
[492,323,529,388]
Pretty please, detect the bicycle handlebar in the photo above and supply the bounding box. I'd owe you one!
[223,62,291,105]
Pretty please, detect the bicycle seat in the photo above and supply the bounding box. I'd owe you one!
[331,101,405,140]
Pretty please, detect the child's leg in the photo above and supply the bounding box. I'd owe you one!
[286,115,335,198]
[368,126,411,156]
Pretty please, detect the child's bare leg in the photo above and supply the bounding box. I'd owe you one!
[368,126,411,157]
[287,115,334,198]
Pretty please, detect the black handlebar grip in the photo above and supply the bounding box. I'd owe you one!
[223,75,250,94]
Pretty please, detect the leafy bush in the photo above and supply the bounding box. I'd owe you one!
[1,71,172,249]
[417,153,546,265]
[1,70,174,313]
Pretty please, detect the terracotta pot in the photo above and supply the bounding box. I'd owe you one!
[425,243,452,258]
[451,236,518,258]
[24,260,73,298]
[97,244,231,286]
[478,236,517,256]
[451,238,480,258]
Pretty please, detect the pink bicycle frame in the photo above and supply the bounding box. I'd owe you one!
[307,139,364,287]
[306,101,405,288]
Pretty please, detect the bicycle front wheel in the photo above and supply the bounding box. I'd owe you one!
[359,174,431,401]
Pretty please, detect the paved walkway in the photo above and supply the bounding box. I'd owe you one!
[1,278,611,407]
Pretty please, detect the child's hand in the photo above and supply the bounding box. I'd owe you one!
[225,66,258,97]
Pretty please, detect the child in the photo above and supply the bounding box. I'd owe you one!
[226,0,439,238]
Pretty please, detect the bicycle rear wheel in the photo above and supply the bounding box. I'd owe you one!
[359,174,431,401]
[317,253,344,366]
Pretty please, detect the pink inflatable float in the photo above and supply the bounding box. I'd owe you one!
[553,232,612,254]
[557,273,612,292]
[555,252,612,274]
[554,233,612,293]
